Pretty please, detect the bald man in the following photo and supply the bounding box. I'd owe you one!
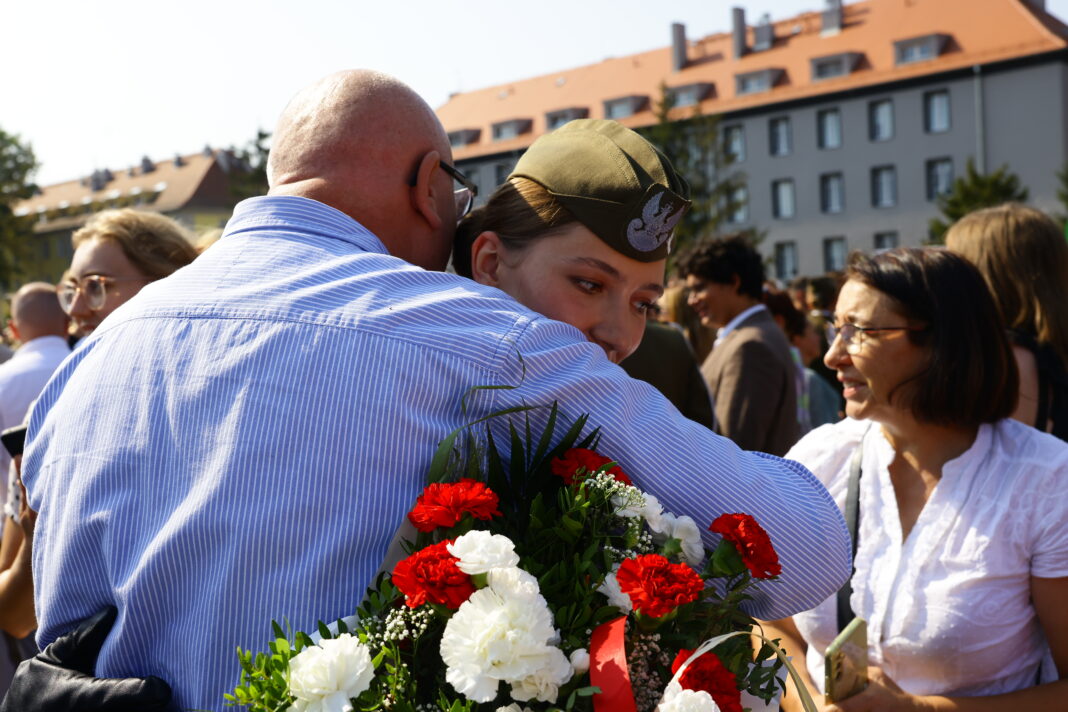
[0,283,69,503]
[19,70,848,709]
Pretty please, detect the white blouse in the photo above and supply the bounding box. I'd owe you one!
[787,418,1068,696]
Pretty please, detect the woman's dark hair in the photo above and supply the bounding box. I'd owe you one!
[763,290,807,339]
[845,247,1018,428]
[452,177,578,278]
[677,234,764,300]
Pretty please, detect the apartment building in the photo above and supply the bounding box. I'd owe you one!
[436,0,1068,279]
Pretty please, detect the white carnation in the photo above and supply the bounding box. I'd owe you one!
[441,587,570,703]
[569,648,590,675]
[487,566,542,601]
[596,569,632,614]
[657,682,721,712]
[651,513,706,567]
[510,646,573,702]
[448,530,520,575]
[497,705,533,712]
[287,633,374,712]
[641,493,668,534]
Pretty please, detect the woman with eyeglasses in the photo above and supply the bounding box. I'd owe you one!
[58,209,198,339]
[762,247,1068,710]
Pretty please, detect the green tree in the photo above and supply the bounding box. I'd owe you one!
[637,83,748,261]
[228,128,271,201]
[0,126,39,290]
[928,158,1028,243]
[1054,161,1068,226]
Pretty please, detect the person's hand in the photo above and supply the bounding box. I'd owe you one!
[0,606,176,712]
[824,667,917,712]
[16,476,36,539]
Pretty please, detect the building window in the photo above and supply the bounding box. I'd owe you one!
[817,108,842,149]
[448,129,480,148]
[871,165,897,207]
[726,185,749,224]
[924,90,950,133]
[869,99,894,141]
[668,83,712,108]
[820,172,845,214]
[494,162,513,186]
[769,117,792,157]
[736,69,781,95]
[546,107,588,131]
[926,158,954,200]
[461,164,480,195]
[771,179,796,219]
[604,96,645,119]
[874,231,898,251]
[823,237,848,272]
[723,125,746,162]
[491,119,531,141]
[775,242,798,282]
[894,35,946,66]
[812,57,847,80]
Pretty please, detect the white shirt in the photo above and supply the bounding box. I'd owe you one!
[787,417,1068,696]
[0,335,70,507]
[714,303,767,348]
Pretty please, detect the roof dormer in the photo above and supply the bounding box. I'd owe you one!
[491,118,532,141]
[448,128,481,148]
[735,68,783,96]
[894,34,949,66]
[545,107,589,131]
[603,95,648,120]
[810,52,862,81]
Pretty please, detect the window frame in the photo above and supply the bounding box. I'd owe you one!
[771,178,796,219]
[817,108,842,150]
[820,172,845,214]
[925,157,954,201]
[923,90,951,134]
[870,165,898,208]
[823,236,848,273]
[769,116,792,157]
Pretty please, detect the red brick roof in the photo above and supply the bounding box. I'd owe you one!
[437,0,1068,161]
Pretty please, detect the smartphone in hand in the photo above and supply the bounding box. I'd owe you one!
[825,617,868,703]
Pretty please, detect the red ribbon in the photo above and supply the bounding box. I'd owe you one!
[589,616,637,712]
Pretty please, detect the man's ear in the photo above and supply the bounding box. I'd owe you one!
[410,150,444,232]
[470,231,505,287]
[730,273,743,296]
[6,320,20,344]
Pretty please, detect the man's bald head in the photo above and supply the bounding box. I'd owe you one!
[267,70,456,269]
[10,282,68,343]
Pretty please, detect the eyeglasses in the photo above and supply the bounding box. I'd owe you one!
[439,161,478,220]
[829,322,927,355]
[408,159,479,221]
[56,274,145,314]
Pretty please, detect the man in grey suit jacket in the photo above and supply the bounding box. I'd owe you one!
[680,236,799,456]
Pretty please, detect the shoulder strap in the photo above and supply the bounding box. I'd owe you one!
[836,428,866,632]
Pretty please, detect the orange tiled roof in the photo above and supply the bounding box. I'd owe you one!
[15,151,234,233]
[437,0,1068,161]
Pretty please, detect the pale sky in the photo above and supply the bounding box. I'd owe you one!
[4,0,1068,186]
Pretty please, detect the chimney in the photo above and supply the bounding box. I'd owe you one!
[753,13,774,51]
[822,0,843,34]
[671,22,688,72]
[732,7,747,60]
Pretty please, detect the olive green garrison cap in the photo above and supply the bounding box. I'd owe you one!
[509,119,691,262]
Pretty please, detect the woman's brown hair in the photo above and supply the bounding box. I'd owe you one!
[945,203,1068,365]
[846,247,1018,428]
[72,209,198,280]
[452,177,577,278]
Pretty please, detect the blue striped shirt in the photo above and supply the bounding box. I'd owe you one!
[24,196,849,710]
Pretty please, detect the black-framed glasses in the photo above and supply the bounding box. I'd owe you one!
[829,322,927,355]
[408,159,478,221]
[56,274,145,314]
[439,161,478,219]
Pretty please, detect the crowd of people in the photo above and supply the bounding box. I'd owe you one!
[0,68,1064,711]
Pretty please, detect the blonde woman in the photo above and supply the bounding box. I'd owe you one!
[946,203,1068,439]
[58,209,198,338]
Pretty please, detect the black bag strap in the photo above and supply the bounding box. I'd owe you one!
[836,427,867,633]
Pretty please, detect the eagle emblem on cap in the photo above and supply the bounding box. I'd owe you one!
[626,191,685,253]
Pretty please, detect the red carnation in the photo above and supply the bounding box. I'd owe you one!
[407,478,501,533]
[391,540,475,609]
[709,513,782,579]
[551,448,632,486]
[614,554,703,619]
[671,649,743,712]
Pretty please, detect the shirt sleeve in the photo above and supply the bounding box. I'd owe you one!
[494,317,852,620]
[1030,444,1068,578]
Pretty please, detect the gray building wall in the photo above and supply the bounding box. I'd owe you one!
[454,54,1068,280]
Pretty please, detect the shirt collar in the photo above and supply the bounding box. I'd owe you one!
[716,303,767,342]
[223,196,389,255]
[12,335,69,359]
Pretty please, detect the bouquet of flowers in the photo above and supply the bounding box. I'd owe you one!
[226,403,814,712]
